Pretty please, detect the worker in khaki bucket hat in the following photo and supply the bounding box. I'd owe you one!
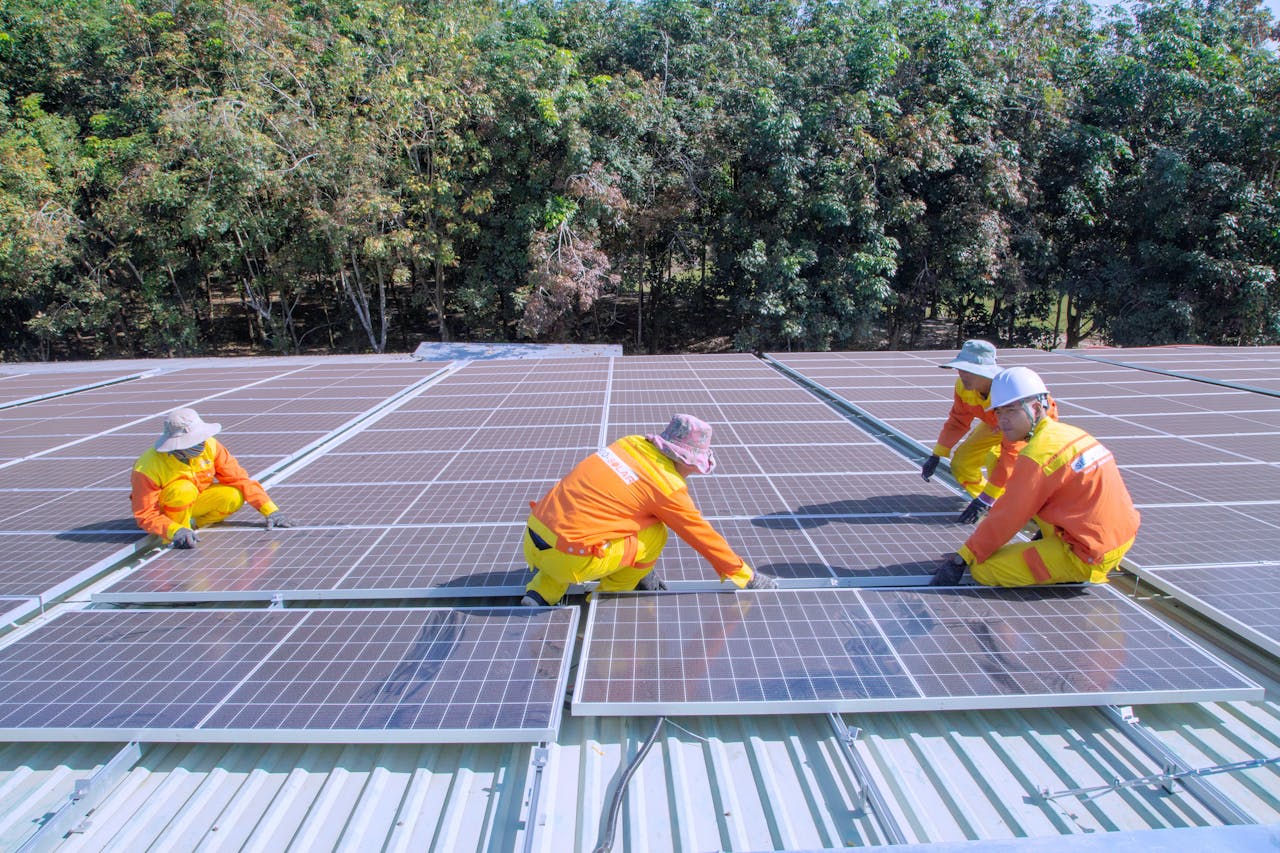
[519,414,777,606]
[130,408,295,548]
[921,340,1058,524]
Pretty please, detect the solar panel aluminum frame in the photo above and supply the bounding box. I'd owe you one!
[252,362,459,487]
[570,587,1264,717]
[0,369,156,411]
[0,606,579,744]
[0,597,36,628]
[1128,563,1280,658]
[0,535,154,632]
[1063,350,1280,399]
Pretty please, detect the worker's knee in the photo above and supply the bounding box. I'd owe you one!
[159,480,199,517]
[191,485,244,526]
[526,571,570,606]
[970,535,1090,587]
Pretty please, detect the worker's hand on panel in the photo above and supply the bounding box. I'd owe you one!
[920,454,941,481]
[744,570,778,590]
[265,512,295,530]
[170,527,198,549]
[929,553,966,586]
[634,573,668,591]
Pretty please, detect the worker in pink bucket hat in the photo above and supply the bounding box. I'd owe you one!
[520,414,777,606]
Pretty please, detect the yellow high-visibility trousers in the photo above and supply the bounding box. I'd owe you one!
[950,423,1002,497]
[524,517,669,605]
[159,481,245,539]
[969,518,1133,587]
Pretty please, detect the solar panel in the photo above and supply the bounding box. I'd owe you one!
[1136,563,1280,657]
[0,534,146,596]
[572,587,1262,716]
[0,369,148,408]
[94,524,531,603]
[1066,346,1280,396]
[0,606,577,743]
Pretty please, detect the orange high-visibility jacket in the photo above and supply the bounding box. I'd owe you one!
[529,435,746,578]
[960,419,1140,566]
[934,378,1060,500]
[130,438,277,538]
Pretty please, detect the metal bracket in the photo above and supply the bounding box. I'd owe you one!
[827,714,908,845]
[269,593,285,609]
[1037,706,1262,825]
[17,741,143,852]
[521,744,552,853]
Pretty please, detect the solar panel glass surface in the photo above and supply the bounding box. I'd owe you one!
[573,587,1261,715]
[0,606,577,742]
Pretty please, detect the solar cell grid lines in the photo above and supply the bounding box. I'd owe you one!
[399,480,556,525]
[282,451,455,485]
[1107,505,1280,569]
[572,587,1262,715]
[0,607,577,742]
[259,484,429,526]
[0,534,142,596]
[1139,564,1280,657]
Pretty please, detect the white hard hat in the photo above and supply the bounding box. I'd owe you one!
[986,367,1049,410]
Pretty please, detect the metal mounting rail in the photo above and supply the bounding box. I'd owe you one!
[1093,705,1259,824]
[16,741,143,852]
[828,714,909,845]
[521,744,552,853]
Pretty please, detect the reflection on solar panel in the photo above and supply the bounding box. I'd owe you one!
[0,534,146,596]
[1067,346,1280,396]
[99,353,984,601]
[94,525,529,603]
[766,350,1280,575]
[1136,564,1280,657]
[0,360,450,608]
[0,369,148,408]
[573,587,1262,715]
[0,607,577,743]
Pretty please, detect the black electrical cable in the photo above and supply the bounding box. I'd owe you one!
[592,716,666,853]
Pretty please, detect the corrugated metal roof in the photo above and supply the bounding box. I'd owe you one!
[8,691,1278,851]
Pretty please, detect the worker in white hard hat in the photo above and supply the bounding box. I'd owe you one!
[931,367,1140,587]
[921,340,1058,524]
[130,408,295,548]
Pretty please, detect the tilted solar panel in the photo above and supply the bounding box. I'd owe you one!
[0,606,577,743]
[573,587,1262,716]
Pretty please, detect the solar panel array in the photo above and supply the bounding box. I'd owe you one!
[0,607,576,742]
[0,360,446,604]
[768,347,1280,657]
[1070,345,1280,396]
[0,349,1270,744]
[0,368,150,410]
[574,587,1262,715]
[100,355,974,603]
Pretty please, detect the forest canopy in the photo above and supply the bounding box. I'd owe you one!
[1,0,1277,359]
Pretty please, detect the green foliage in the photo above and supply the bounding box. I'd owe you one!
[0,0,1277,359]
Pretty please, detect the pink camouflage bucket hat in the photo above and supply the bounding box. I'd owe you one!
[647,414,716,474]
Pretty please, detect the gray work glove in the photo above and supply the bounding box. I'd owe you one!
[744,571,778,590]
[634,573,668,591]
[171,527,198,549]
[958,494,994,524]
[265,512,295,530]
[921,455,941,481]
[929,553,967,586]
